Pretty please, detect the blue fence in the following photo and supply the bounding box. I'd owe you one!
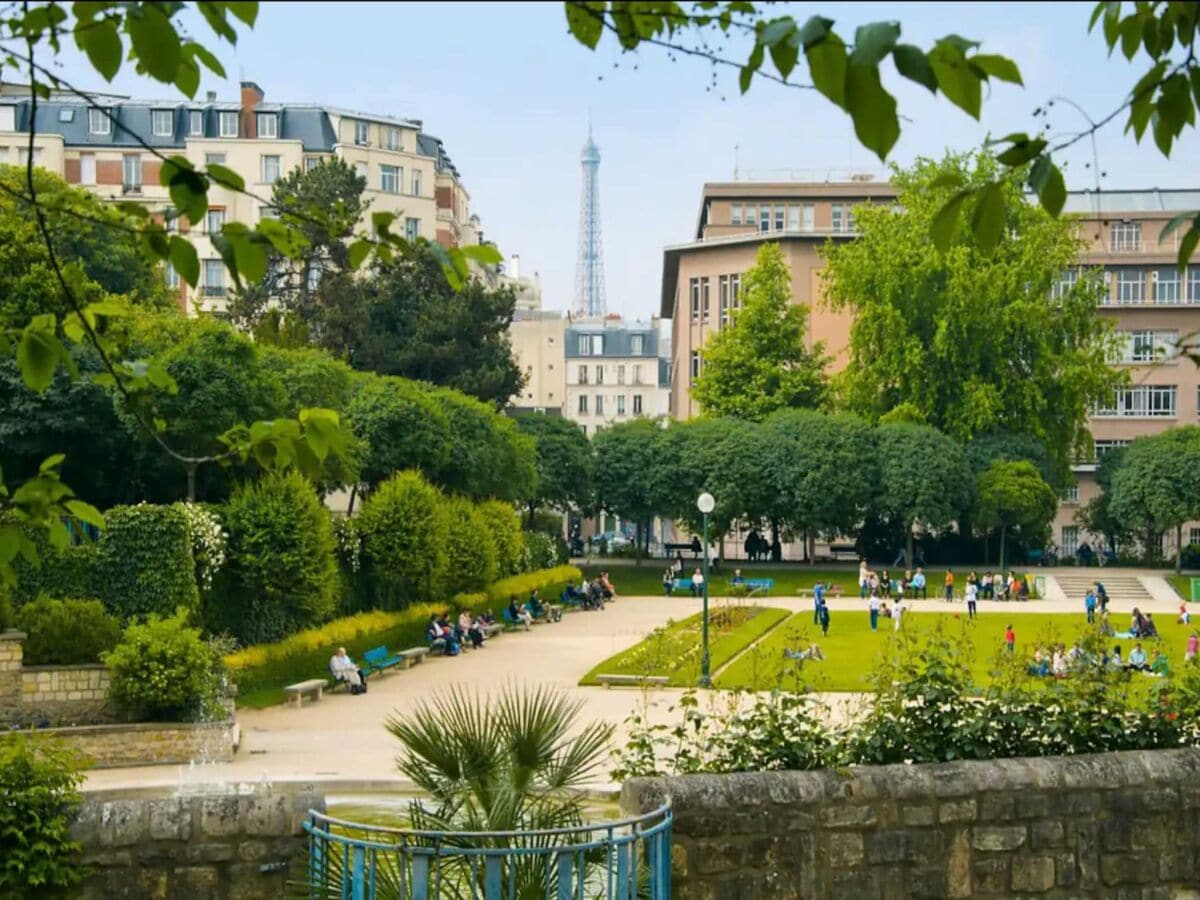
[299,804,673,900]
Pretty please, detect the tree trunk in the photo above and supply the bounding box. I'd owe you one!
[1176,523,1183,574]
[999,525,1007,572]
[186,463,197,503]
[634,520,643,566]
[905,522,914,570]
[770,519,781,562]
[346,484,358,516]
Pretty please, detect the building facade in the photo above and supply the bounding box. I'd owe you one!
[563,317,671,436]
[508,309,567,414]
[661,179,1200,557]
[0,81,482,314]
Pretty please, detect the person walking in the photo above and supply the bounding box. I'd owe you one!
[868,593,880,631]
[1095,580,1108,614]
[966,580,978,620]
[858,559,870,600]
[943,569,955,602]
[1085,589,1097,624]
[812,581,825,624]
[1005,624,1016,654]
[818,599,831,637]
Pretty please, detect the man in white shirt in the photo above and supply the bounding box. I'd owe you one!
[690,568,705,597]
[330,647,365,694]
[893,603,904,632]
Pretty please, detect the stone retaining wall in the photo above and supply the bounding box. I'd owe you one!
[621,748,1200,898]
[26,719,237,768]
[1,629,111,725]
[73,785,324,899]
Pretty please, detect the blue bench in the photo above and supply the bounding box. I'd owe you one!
[361,646,402,676]
[672,579,700,594]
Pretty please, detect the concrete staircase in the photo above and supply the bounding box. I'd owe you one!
[1051,572,1154,607]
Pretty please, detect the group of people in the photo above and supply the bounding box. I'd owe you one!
[857,562,1030,605]
[662,562,706,597]
[428,609,496,653]
[1027,640,1171,678]
[564,572,617,610]
[743,529,781,562]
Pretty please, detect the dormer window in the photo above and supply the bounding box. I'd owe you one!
[354,120,369,146]
[256,112,277,139]
[188,109,204,136]
[218,111,238,138]
[88,108,110,135]
[151,109,173,137]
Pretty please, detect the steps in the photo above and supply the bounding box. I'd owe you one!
[1051,573,1154,607]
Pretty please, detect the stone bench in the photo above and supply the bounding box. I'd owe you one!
[399,647,430,668]
[284,678,328,708]
[596,673,670,689]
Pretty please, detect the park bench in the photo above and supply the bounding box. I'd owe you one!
[732,578,774,597]
[672,578,700,594]
[801,584,844,598]
[664,541,700,558]
[828,544,859,561]
[361,646,402,676]
[501,607,528,628]
[284,678,327,708]
[596,673,671,689]
[399,647,430,667]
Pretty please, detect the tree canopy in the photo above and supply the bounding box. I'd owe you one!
[975,460,1058,570]
[514,413,594,521]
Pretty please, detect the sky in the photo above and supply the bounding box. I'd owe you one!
[45,2,1200,320]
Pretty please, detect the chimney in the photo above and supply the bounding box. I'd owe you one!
[240,80,264,138]
[205,90,217,102]
[509,254,520,280]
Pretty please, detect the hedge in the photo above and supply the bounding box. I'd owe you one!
[357,471,449,609]
[486,566,582,606]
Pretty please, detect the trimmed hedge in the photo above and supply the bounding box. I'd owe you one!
[443,496,498,596]
[477,500,523,577]
[357,471,449,609]
[14,597,120,665]
[486,566,582,606]
[93,505,199,622]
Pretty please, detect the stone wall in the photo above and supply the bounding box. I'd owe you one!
[0,629,111,725]
[28,720,237,768]
[621,748,1200,898]
[72,784,324,900]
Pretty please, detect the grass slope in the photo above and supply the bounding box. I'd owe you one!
[1168,574,1197,601]
[578,604,791,687]
[714,609,1197,693]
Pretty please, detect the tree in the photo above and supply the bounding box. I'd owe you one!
[976,460,1058,570]
[1075,448,1132,557]
[357,471,450,608]
[431,387,537,504]
[691,243,827,420]
[443,497,499,596]
[823,153,1123,482]
[875,423,972,567]
[591,418,665,562]
[346,374,451,495]
[513,413,594,524]
[964,433,1057,487]
[1108,427,1200,572]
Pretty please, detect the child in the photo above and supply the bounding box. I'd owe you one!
[1186,631,1198,662]
[893,602,904,632]
[1004,624,1015,654]
[966,580,978,620]
[944,569,954,602]
[1179,603,1191,625]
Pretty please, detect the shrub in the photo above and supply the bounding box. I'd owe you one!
[177,502,227,593]
[0,735,89,896]
[91,504,199,621]
[207,473,339,645]
[486,565,582,607]
[14,597,120,665]
[104,610,224,722]
[443,498,498,596]
[450,591,488,612]
[357,471,449,608]
[520,530,560,572]
[477,500,523,577]
[1,513,95,607]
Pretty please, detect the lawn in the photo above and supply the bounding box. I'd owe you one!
[578,603,791,687]
[1168,573,1197,601]
[713,610,1197,693]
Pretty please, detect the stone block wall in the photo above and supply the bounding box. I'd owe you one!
[72,785,324,900]
[621,748,1200,898]
[31,720,237,768]
[1,629,111,725]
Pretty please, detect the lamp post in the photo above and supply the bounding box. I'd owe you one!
[697,492,715,688]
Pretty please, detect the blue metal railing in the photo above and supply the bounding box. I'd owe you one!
[299,804,672,900]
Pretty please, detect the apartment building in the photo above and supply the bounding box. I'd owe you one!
[661,178,1200,557]
[509,309,567,414]
[0,81,482,313]
[563,317,671,436]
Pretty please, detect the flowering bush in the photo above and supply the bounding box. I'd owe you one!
[332,515,361,574]
[177,502,227,592]
[520,530,560,572]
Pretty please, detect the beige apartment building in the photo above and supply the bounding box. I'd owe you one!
[662,178,1200,558]
[509,309,567,414]
[0,81,483,314]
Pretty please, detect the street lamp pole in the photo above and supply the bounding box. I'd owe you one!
[697,492,715,688]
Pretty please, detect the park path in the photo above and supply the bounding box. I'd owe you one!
[84,582,1190,793]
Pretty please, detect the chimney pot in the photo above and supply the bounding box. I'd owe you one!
[206,90,216,102]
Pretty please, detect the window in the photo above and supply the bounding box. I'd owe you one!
[1062,484,1079,503]
[617,365,625,384]
[122,154,142,190]
[354,120,369,145]
[1153,267,1181,303]
[617,395,626,416]
[689,278,701,322]
[1061,526,1079,557]
[304,156,321,173]
[384,127,401,151]
[1110,221,1141,251]
[730,273,741,311]
[633,394,643,415]
[151,109,173,137]
[690,351,700,382]
[17,147,42,166]
[259,206,279,222]
[163,207,178,232]
[632,364,642,385]
[596,366,607,384]
[411,169,422,196]
[1115,269,1145,304]
[745,205,757,230]
[630,334,644,355]
[164,262,180,289]
[256,113,278,138]
[1191,527,1200,547]
[578,335,590,355]
[1051,268,1079,300]
[802,204,815,231]
[88,107,110,135]
[405,217,419,240]
[306,260,322,293]
[1094,438,1131,459]
[1095,385,1177,417]
[832,204,854,233]
[261,155,281,184]
[58,108,75,123]
[79,152,96,186]
[787,204,800,230]
[701,277,710,321]
[203,259,225,297]
[189,110,204,136]
[1189,267,1200,303]
[719,274,730,326]
[774,205,785,231]
[577,395,588,414]
[354,161,368,179]
[205,152,226,166]
[206,208,224,234]
[759,205,770,233]
[380,164,400,193]
[595,395,605,416]
[730,204,742,226]
[578,365,588,384]
[1120,330,1177,363]
[219,111,238,137]
[591,335,603,355]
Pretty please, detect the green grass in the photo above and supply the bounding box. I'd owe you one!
[1168,574,1197,601]
[578,603,791,687]
[713,610,1197,692]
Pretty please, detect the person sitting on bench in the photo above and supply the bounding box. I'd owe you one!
[784,644,826,662]
[598,571,617,600]
[508,596,533,630]
[662,568,675,596]
[690,568,705,597]
[330,647,366,695]
[458,609,485,649]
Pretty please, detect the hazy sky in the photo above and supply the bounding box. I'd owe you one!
[47,2,1200,319]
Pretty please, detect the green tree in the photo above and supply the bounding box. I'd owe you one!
[346,374,451,495]
[976,460,1058,569]
[592,418,665,562]
[357,470,450,607]
[431,387,537,503]
[443,497,499,596]
[823,153,1123,481]
[691,243,827,420]
[1075,447,1132,557]
[1108,426,1200,572]
[876,422,972,566]
[513,413,594,524]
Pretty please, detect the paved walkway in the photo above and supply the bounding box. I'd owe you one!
[85,582,1191,793]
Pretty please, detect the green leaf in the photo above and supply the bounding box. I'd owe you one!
[1151,110,1174,156]
[970,53,1022,85]
[929,41,982,118]
[794,15,833,49]
[17,321,61,392]
[460,243,504,266]
[1160,210,1198,239]
[168,236,199,286]
[174,56,200,98]
[126,5,181,82]
[740,41,764,94]
[348,240,373,269]
[995,137,1047,167]
[845,64,900,161]
[141,226,169,260]
[39,453,66,473]
[1036,162,1066,218]
[65,500,105,529]
[930,189,973,252]
[161,156,208,224]
[850,21,900,67]
[1176,223,1199,271]
[1119,15,1142,60]
[372,210,398,235]
[226,2,259,26]
[75,16,122,81]
[186,41,226,78]
[205,162,244,191]
[970,183,1006,253]
[768,32,798,80]
[565,1,605,49]
[892,44,937,92]
[806,33,848,109]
